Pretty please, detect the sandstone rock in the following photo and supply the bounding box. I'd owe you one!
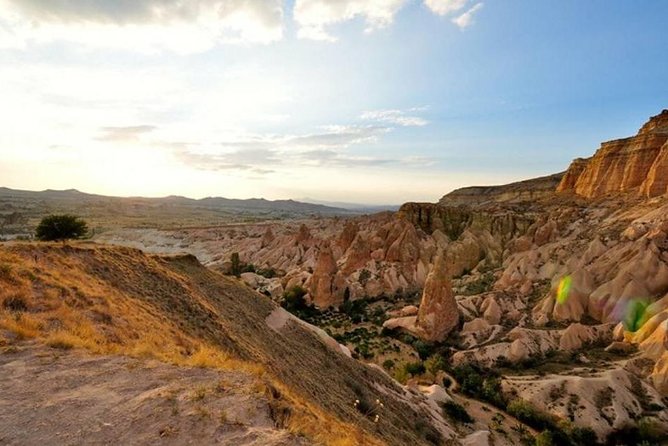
[294,224,312,246]
[462,431,490,446]
[481,295,502,325]
[337,222,359,252]
[382,316,418,333]
[309,243,345,309]
[558,110,668,199]
[260,226,275,248]
[415,252,459,342]
[605,341,635,354]
[240,272,266,289]
[399,305,419,317]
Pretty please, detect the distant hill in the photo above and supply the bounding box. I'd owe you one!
[299,197,401,213]
[0,187,356,235]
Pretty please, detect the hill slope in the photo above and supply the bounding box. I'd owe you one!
[0,242,452,446]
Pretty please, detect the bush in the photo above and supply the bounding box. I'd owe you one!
[570,426,597,445]
[534,430,554,446]
[382,359,395,370]
[35,214,88,241]
[282,286,308,311]
[507,399,554,431]
[404,361,426,376]
[425,354,446,375]
[441,401,473,424]
[412,339,436,360]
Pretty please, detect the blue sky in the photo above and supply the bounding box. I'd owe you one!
[0,0,666,204]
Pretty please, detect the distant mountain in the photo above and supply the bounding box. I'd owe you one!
[299,197,400,213]
[0,187,357,234]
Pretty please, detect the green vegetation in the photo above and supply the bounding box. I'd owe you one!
[450,364,506,408]
[35,214,87,241]
[230,252,241,277]
[461,271,496,296]
[424,354,446,376]
[441,400,473,424]
[382,359,395,370]
[605,418,665,445]
[281,285,318,318]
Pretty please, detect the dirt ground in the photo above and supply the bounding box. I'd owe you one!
[0,340,309,446]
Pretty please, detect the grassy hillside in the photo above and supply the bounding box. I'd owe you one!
[0,242,446,446]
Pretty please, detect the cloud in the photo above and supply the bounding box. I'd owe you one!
[293,0,409,41]
[0,0,284,51]
[423,0,468,16]
[451,2,483,29]
[298,149,394,167]
[171,124,400,172]
[96,125,156,142]
[361,108,429,127]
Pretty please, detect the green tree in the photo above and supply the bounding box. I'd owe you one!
[35,215,87,241]
[230,252,241,277]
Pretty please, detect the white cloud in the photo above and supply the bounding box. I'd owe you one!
[361,108,429,127]
[424,0,468,16]
[0,0,284,52]
[452,2,483,29]
[293,0,409,41]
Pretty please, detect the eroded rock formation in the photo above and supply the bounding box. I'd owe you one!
[558,109,668,198]
[415,252,459,342]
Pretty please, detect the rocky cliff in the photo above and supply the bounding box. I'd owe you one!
[557,109,668,198]
[439,172,564,206]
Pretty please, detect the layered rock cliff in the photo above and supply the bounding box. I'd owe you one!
[557,109,668,198]
[439,172,564,206]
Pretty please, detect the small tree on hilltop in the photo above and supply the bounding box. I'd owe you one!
[35,214,88,241]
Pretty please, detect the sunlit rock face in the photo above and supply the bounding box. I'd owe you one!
[557,109,668,198]
[415,252,459,342]
[307,242,347,309]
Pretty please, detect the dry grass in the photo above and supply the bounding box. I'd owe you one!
[0,242,387,446]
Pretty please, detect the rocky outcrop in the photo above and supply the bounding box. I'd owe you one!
[308,243,346,309]
[439,172,564,206]
[415,252,459,342]
[557,109,668,198]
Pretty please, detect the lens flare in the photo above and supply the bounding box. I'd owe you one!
[556,275,572,305]
[622,299,650,332]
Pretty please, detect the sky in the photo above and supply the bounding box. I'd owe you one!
[0,0,667,205]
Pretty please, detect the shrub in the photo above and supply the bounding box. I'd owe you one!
[341,299,367,321]
[570,426,597,445]
[382,359,395,370]
[441,400,473,424]
[534,430,554,446]
[404,361,426,376]
[425,354,446,375]
[507,399,555,431]
[282,286,308,311]
[394,367,409,384]
[412,339,436,360]
[35,214,88,241]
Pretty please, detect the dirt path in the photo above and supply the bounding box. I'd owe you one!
[0,341,309,446]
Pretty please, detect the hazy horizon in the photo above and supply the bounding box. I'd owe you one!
[1,0,667,205]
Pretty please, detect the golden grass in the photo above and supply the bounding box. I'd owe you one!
[0,242,384,446]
